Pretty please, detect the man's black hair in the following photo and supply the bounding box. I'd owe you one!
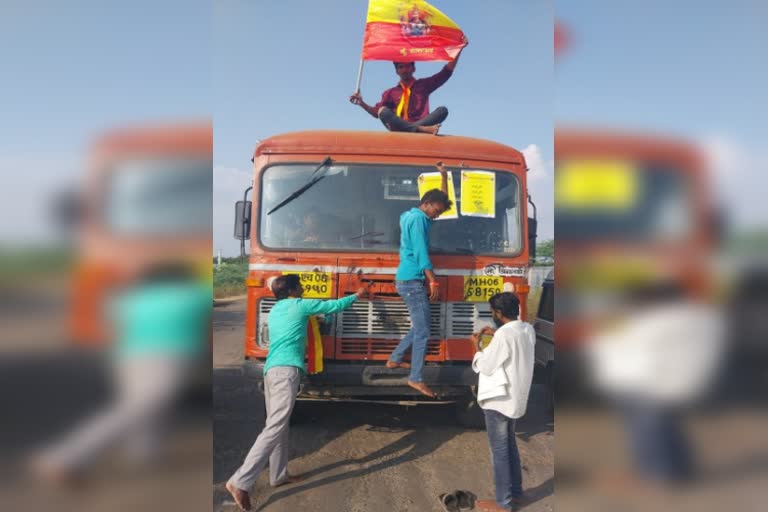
[393,61,415,69]
[420,189,453,210]
[489,292,520,320]
[272,274,301,300]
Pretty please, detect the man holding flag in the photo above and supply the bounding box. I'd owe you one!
[350,0,467,134]
[349,54,461,134]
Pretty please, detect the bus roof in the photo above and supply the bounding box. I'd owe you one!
[92,121,212,158]
[254,130,525,166]
[555,128,703,169]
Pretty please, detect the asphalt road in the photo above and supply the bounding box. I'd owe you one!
[213,299,554,512]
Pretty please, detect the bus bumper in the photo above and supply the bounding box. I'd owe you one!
[242,359,477,399]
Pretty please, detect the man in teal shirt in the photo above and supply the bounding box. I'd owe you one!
[227,274,366,510]
[387,162,452,399]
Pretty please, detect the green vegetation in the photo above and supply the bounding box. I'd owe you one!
[536,239,554,259]
[0,246,75,284]
[526,285,542,323]
[213,257,248,298]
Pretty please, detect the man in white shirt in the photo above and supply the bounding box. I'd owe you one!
[470,292,536,511]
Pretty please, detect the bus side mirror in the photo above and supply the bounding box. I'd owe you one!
[234,200,252,240]
[528,217,538,260]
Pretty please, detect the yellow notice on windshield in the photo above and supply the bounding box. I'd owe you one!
[417,172,458,220]
[460,171,496,218]
[556,160,639,209]
[282,271,332,299]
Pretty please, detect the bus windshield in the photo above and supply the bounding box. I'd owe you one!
[259,163,522,255]
[555,163,694,242]
[105,158,212,235]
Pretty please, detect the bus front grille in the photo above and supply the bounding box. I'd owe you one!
[336,299,443,339]
[338,339,442,356]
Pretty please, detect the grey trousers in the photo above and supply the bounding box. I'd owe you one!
[38,356,190,470]
[228,366,301,491]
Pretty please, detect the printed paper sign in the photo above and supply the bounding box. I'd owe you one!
[460,171,496,218]
[282,271,333,298]
[417,172,458,220]
[556,160,638,210]
[463,276,503,302]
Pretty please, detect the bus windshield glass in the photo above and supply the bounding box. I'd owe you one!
[105,158,212,235]
[260,163,522,255]
[555,162,694,241]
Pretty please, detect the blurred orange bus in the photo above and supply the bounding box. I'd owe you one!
[554,129,720,397]
[69,122,212,346]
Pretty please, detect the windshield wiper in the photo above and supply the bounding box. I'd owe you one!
[267,157,333,216]
[348,231,384,240]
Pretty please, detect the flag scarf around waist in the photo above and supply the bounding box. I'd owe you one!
[396,81,412,120]
[362,0,468,62]
[306,316,323,374]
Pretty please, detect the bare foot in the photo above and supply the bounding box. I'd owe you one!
[408,380,436,398]
[272,473,306,488]
[417,124,441,135]
[226,482,252,511]
[476,499,510,511]
[385,360,412,369]
[29,457,84,489]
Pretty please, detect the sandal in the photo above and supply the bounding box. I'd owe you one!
[439,492,460,512]
[454,490,476,511]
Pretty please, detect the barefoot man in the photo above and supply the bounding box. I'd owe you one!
[387,162,452,398]
[349,49,462,135]
[226,274,368,510]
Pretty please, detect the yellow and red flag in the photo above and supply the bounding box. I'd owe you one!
[362,0,468,62]
[306,316,323,374]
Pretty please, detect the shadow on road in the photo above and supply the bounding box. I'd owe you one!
[213,366,555,510]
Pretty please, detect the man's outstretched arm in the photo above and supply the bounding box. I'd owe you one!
[436,161,448,194]
[349,92,380,118]
[446,46,463,71]
[424,47,463,93]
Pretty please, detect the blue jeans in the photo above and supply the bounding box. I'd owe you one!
[620,399,693,483]
[484,409,523,508]
[390,280,430,383]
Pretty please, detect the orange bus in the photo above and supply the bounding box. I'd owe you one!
[554,129,719,399]
[69,122,212,347]
[235,130,537,425]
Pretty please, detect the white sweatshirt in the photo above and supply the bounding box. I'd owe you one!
[472,320,536,419]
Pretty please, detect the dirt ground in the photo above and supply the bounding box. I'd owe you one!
[212,299,554,512]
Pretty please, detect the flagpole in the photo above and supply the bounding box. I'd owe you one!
[354,59,365,94]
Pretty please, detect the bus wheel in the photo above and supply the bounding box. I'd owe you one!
[455,394,485,429]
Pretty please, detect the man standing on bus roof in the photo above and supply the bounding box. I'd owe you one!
[387,162,452,399]
[349,48,462,135]
[226,274,368,511]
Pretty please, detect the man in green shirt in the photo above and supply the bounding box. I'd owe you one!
[227,274,367,510]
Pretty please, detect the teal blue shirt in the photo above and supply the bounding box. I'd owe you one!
[395,207,433,281]
[111,282,212,358]
[264,294,358,374]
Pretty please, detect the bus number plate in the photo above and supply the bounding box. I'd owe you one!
[282,271,332,299]
[463,276,503,302]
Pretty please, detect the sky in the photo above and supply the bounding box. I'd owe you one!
[555,1,768,233]
[213,0,554,256]
[2,2,762,252]
[0,1,210,244]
